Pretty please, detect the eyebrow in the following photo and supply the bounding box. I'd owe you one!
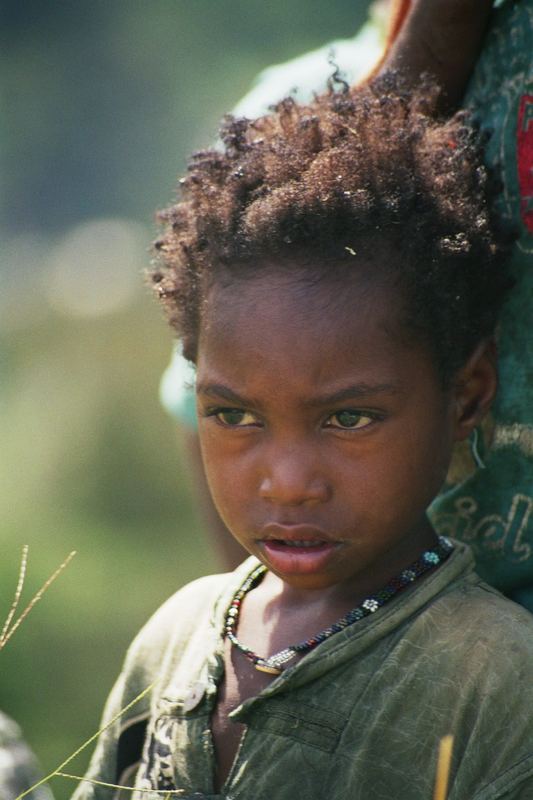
[197,383,251,405]
[196,381,400,407]
[303,383,401,407]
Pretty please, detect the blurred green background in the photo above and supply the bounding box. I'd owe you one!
[0,2,371,797]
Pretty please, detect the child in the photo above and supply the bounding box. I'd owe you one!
[163,0,533,606]
[74,78,533,799]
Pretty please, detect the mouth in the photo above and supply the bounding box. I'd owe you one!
[259,525,342,575]
[266,539,330,548]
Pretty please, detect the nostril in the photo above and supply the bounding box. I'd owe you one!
[259,474,330,505]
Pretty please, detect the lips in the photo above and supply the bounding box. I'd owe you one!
[261,522,334,541]
[259,524,341,575]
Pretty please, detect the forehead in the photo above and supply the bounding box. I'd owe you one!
[204,268,388,344]
[197,269,439,397]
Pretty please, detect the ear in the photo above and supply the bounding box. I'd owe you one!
[452,339,498,442]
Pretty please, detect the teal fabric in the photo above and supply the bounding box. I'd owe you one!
[73,545,533,800]
[430,0,533,607]
[159,346,198,430]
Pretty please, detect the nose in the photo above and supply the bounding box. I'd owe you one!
[258,437,331,506]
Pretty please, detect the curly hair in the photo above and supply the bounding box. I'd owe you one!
[150,73,512,382]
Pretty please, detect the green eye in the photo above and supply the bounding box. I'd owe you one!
[215,408,258,427]
[218,409,245,425]
[327,410,374,429]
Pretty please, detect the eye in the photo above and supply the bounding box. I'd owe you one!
[209,407,260,427]
[325,410,377,430]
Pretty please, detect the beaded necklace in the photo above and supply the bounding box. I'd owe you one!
[225,535,454,675]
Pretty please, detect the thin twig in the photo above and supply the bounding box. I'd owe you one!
[0,545,28,645]
[433,734,454,800]
[15,680,157,800]
[55,773,185,796]
[0,550,77,651]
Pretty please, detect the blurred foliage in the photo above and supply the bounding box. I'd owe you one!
[0,2,370,798]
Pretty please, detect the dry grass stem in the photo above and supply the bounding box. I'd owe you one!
[433,734,454,800]
[0,544,28,644]
[55,773,185,796]
[0,548,77,651]
[15,680,157,800]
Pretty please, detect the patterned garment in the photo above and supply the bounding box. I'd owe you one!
[0,712,53,800]
[73,548,533,800]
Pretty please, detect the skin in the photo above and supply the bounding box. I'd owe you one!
[183,429,247,568]
[195,266,497,789]
[375,0,494,111]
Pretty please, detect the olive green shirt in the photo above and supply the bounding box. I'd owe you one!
[74,544,533,800]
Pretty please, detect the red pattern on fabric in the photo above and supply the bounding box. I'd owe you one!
[518,94,533,233]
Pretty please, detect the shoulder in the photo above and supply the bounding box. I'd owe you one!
[122,557,259,681]
[431,574,533,640]
[123,571,230,674]
[405,572,533,686]
[393,577,533,797]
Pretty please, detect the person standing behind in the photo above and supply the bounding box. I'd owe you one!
[381,0,533,608]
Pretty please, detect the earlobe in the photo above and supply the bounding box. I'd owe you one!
[453,339,498,442]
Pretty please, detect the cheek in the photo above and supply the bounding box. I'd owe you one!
[360,424,452,514]
[198,426,227,489]
[199,426,255,515]
[336,412,452,511]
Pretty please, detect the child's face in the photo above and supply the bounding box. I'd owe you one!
[196,268,461,593]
